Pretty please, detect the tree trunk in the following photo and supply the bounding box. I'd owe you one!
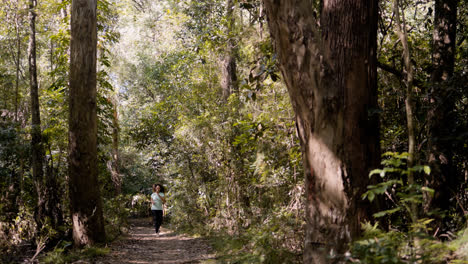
[12,0,23,213]
[45,143,64,231]
[263,1,380,262]
[393,0,418,221]
[28,0,46,229]
[220,0,238,99]
[425,0,458,219]
[111,98,121,194]
[69,0,106,246]
[15,4,21,123]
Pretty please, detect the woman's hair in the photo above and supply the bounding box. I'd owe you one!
[152,183,165,193]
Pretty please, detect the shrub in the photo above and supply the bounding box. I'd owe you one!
[348,152,454,263]
[103,194,131,241]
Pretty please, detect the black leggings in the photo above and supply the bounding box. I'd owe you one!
[152,210,163,233]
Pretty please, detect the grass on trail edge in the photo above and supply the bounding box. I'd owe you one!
[41,243,110,264]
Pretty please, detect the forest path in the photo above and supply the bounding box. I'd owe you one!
[96,218,216,264]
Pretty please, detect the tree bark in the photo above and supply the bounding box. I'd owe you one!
[45,143,64,231]
[393,0,418,221]
[425,0,458,218]
[220,0,238,99]
[111,98,121,194]
[15,3,21,123]
[28,0,47,229]
[69,0,106,246]
[12,0,23,212]
[263,1,380,262]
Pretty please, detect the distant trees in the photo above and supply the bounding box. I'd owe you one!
[111,0,305,260]
[263,0,380,262]
[69,0,106,246]
[376,0,465,231]
[0,0,27,226]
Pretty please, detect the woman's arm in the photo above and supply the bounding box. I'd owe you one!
[157,193,166,204]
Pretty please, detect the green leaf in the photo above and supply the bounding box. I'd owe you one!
[421,187,435,196]
[423,165,431,175]
[369,169,382,177]
[373,208,401,218]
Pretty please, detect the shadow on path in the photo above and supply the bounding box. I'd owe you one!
[97,218,216,264]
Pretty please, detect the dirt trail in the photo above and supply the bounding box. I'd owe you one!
[97,218,216,264]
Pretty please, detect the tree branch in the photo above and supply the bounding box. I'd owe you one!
[377,60,426,89]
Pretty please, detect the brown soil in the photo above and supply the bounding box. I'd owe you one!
[96,218,216,264]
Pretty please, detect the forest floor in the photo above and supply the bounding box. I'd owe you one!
[94,218,216,264]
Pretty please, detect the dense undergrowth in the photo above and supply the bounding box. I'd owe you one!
[345,153,468,264]
[2,188,468,263]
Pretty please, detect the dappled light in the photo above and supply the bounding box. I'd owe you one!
[95,219,215,264]
[0,0,467,263]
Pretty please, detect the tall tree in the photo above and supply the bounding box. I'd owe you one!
[263,1,380,262]
[220,0,238,99]
[393,0,418,221]
[14,0,22,122]
[28,0,47,228]
[425,0,459,218]
[69,0,106,246]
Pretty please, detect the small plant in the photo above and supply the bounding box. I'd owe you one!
[41,242,110,264]
[362,152,432,220]
[348,152,453,263]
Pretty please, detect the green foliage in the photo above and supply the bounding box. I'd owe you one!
[1,0,465,262]
[349,223,405,264]
[206,212,302,264]
[110,1,303,262]
[349,222,453,264]
[363,152,432,219]
[244,209,303,263]
[0,121,29,219]
[208,235,298,264]
[41,242,110,264]
[129,193,150,218]
[119,149,157,194]
[0,205,37,263]
[107,1,303,262]
[350,152,455,263]
[450,228,468,262]
[102,194,131,241]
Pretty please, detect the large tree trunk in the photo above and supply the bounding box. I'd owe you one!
[69,0,106,246]
[263,1,380,262]
[425,0,458,220]
[28,0,47,229]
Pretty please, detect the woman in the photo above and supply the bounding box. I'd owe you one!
[151,183,166,236]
